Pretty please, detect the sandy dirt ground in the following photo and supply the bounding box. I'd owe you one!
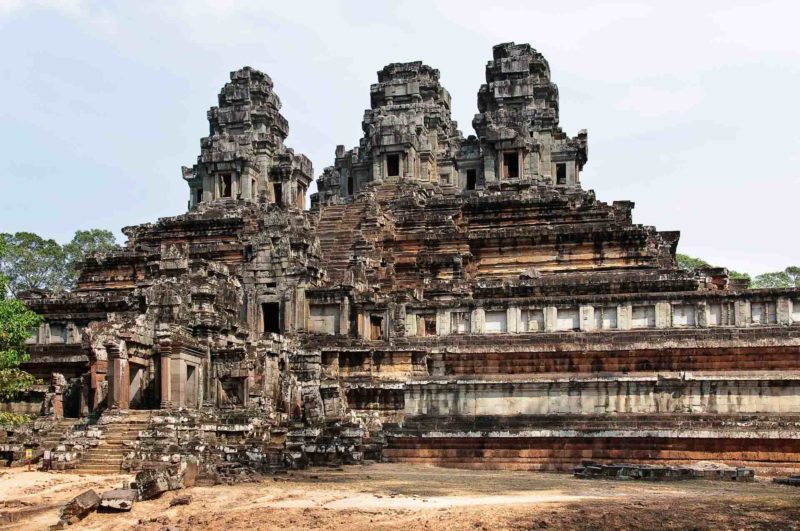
[1,463,800,530]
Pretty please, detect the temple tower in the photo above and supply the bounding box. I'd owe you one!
[183,67,312,210]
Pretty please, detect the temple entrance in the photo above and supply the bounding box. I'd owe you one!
[63,378,82,418]
[128,363,148,409]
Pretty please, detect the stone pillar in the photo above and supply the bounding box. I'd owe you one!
[697,302,709,327]
[471,308,485,334]
[159,346,172,409]
[437,310,451,336]
[405,312,417,337]
[777,297,792,325]
[655,302,672,329]
[340,297,351,336]
[107,346,130,409]
[171,357,185,408]
[735,300,750,326]
[507,307,520,333]
[579,305,595,331]
[617,304,632,330]
[544,306,557,332]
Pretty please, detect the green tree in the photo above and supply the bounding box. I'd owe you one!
[676,253,751,283]
[752,267,800,289]
[62,229,119,289]
[0,232,66,296]
[0,230,119,296]
[676,254,709,270]
[0,267,42,425]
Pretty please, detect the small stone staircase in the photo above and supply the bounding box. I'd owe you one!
[73,410,151,475]
[39,418,80,451]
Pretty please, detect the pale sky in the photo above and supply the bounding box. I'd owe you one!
[1,1,798,276]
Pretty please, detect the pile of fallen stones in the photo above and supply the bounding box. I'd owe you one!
[773,476,800,486]
[573,461,754,482]
[49,463,197,529]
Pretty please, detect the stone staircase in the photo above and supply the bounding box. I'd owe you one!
[39,418,80,451]
[72,411,151,475]
[317,202,367,284]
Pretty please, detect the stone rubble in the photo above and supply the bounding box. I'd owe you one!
[573,461,755,482]
[98,489,137,512]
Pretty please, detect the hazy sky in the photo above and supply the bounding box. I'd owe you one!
[1,1,798,275]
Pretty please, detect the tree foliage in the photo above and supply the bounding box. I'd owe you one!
[62,229,119,289]
[752,266,800,289]
[0,229,119,296]
[676,254,709,271]
[676,253,752,283]
[0,272,42,425]
[0,232,66,296]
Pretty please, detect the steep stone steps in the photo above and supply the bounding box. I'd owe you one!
[317,202,368,283]
[72,411,151,475]
[39,418,80,450]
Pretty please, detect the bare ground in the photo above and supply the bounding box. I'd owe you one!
[1,463,799,530]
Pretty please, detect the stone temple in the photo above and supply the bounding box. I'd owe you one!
[5,43,800,477]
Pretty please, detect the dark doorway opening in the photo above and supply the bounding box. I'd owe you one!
[273,183,283,206]
[466,169,477,190]
[347,175,354,195]
[262,302,281,334]
[63,378,81,418]
[195,188,203,204]
[386,154,400,177]
[370,315,384,340]
[502,152,519,178]
[220,174,232,197]
[556,163,567,185]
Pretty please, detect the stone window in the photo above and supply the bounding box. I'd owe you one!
[49,323,66,344]
[309,304,340,335]
[556,163,567,185]
[369,315,384,340]
[219,173,233,198]
[219,377,245,406]
[594,307,617,330]
[440,173,450,185]
[484,310,507,333]
[556,308,579,331]
[631,305,655,328]
[387,154,401,177]
[451,311,471,334]
[672,304,696,327]
[502,152,519,179]
[751,301,777,325]
[709,302,735,326]
[417,314,437,337]
[523,309,544,332]
[273,183,283,206]
[262,302,281,334]
[195,188,203,204]
[466,169,477,190]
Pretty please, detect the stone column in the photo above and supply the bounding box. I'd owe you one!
[544,306,557,332]
[777,297,792,325]
[159,343,172,409]
[106,345,130,409]
[617,304,632,330]
[471,308,485,334]
[579,305,595,331]
[655,302,672,329]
